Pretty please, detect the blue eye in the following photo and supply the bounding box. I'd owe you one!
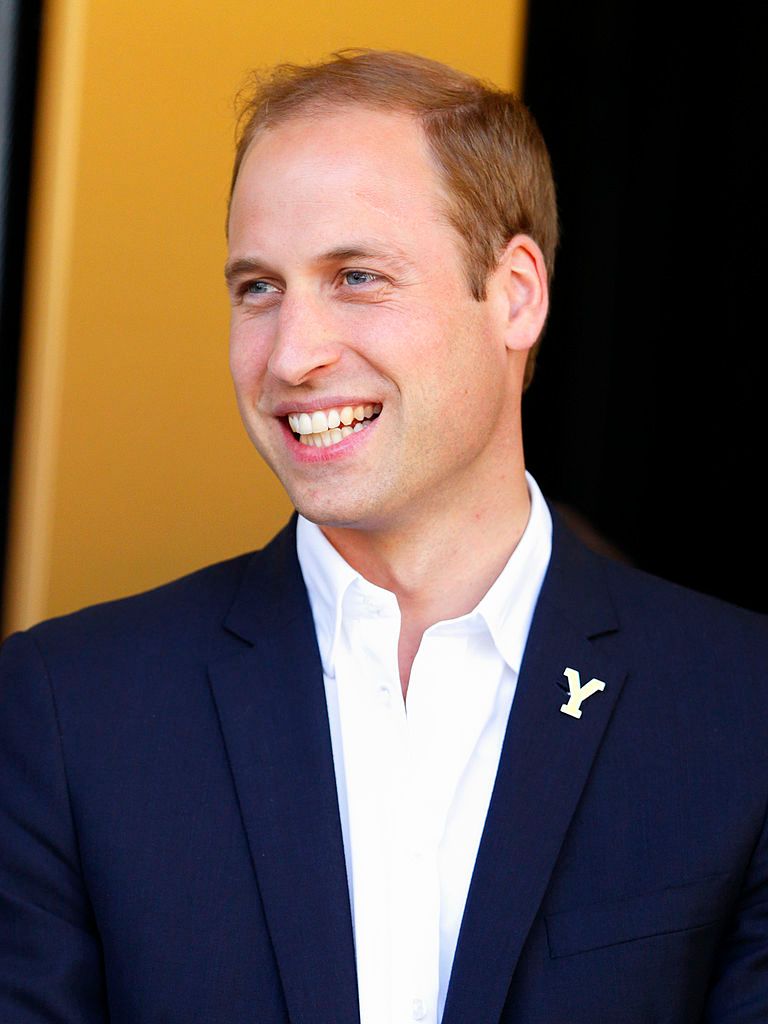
[246,280,279,294]
[343,270,378,286]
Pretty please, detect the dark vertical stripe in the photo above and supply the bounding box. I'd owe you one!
[521,2,766,611]
[0,0,44,620]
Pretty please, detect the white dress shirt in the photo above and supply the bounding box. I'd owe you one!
[296,473,552,1024]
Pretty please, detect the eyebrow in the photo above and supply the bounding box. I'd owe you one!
[224,242,415,285]
[316,244,414,273]
[224,256,267,286]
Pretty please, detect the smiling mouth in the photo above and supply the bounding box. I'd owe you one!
[286,403,382,448]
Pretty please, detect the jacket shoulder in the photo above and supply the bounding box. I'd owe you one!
[579,550,768,705]
[550,513,768,673]
[17,552,251,662]
[600,550,767,647]
[6,517,300,670]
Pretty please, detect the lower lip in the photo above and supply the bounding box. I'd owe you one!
[280,417,379,463]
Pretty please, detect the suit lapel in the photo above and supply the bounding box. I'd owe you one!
[443,516,627,1024]
[208,521,359,1024]
[207,514,627,1024]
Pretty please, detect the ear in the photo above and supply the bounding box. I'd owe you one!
[486,234,549,354]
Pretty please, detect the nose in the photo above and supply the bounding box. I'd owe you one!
[267,290,342,386]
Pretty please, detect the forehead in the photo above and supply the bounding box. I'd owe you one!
[227,106,455,257]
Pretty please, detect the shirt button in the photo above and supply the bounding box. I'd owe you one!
[377,686,391,707]
[411,998,427,1020]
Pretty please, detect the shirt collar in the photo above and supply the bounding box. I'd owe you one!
[471,473,552,672]
[296,472,552,678]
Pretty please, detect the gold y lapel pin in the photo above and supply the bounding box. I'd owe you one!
[559,667,606,719]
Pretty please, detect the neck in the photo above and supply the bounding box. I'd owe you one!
[321,460,531,697]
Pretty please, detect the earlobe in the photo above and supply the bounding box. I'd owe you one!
[490,234,549,354]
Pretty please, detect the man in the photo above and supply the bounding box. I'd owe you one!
[1,50,766,1023]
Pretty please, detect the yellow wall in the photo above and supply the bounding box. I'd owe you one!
[4,0,528,634]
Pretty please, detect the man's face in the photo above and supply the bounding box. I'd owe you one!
[227,106,520,534]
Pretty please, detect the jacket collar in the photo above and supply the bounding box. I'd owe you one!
[212,515,360,1024]
[213,510,625,1024]
[442,511,625,1024]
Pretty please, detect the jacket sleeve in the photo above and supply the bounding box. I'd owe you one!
[703,789,768,1022]
[0,631,109,1022]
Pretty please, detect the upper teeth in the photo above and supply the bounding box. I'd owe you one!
[288,404,381,435]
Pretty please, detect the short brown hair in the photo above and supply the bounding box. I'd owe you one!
[230,50,558,388]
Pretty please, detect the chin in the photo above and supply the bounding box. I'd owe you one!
[293,501,365,530]
[288,489,382,532]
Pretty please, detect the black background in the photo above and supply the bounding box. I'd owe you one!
[0,0,43,616]
[523,2,766,611]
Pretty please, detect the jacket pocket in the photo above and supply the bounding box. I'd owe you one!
[545,873,733,958]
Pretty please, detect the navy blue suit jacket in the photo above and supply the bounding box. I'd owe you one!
[1,515,767,1022]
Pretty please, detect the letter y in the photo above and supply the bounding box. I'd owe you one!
[560,667,606,719]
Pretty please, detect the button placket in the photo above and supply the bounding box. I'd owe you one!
[389,753,439,1024]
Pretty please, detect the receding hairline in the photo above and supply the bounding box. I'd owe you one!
[235,99,431,169]
[229,50,503,202]
[233,49,495,129]
[228,101,461,243]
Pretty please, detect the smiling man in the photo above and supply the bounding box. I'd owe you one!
[225,96,549,692]
[1,50,767,1024]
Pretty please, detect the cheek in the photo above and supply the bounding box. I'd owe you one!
[439,317,508,421]
[229,322,270,390]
